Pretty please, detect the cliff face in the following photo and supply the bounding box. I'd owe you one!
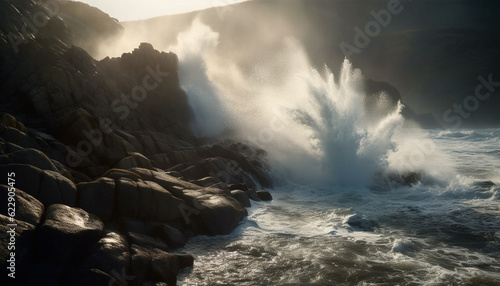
[0,1,189,130]
[0,1,272,285]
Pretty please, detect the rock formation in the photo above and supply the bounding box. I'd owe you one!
[0,1,273,285]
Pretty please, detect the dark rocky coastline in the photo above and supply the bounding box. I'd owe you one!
[0,1,273,285]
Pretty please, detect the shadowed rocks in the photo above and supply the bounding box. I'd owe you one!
[37,204,105,263]
[0,1,273,283]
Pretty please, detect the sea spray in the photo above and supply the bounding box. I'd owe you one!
[169,19,229,137]
[170,18,451,187]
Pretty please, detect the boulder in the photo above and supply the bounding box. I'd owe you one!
[0,148,59,172]
[115,179,184,222]
[151,224,187,248]
[149,251,186,286]
[0,164,42,199]
[256,190,273,201]
[230,190,251,208]
[130,244,152,286]
[196,194,248,235]
[0,185,44,225]
[130,244,193,286]
[77,177,115,221]
[128,168,201,197]
[37,204,104,263]
[39,170,78,207]
[0,164,77,206]
[80,230,130,275]
[0,215,36,277]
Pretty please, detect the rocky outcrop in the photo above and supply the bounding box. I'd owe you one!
[0,186,44,225]
[37,204,104,263]
[0,1,274,284]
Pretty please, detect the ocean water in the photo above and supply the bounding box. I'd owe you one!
[170,19,500,285]
[178,129,500,285]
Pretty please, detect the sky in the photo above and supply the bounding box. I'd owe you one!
[76,0,249,21]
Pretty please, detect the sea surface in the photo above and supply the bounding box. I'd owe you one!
[178,129,500,285]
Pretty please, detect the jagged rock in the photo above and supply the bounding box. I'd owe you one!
[231,190,251,207]
[115,178,184,222]
[77,177,115,221]
[0,164,77,206]
[80,230,130,278]
[256,190,273,201]
[37,204,104,263]
[0,186,44,225]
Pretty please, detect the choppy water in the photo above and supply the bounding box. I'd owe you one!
[178,129,500,285]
